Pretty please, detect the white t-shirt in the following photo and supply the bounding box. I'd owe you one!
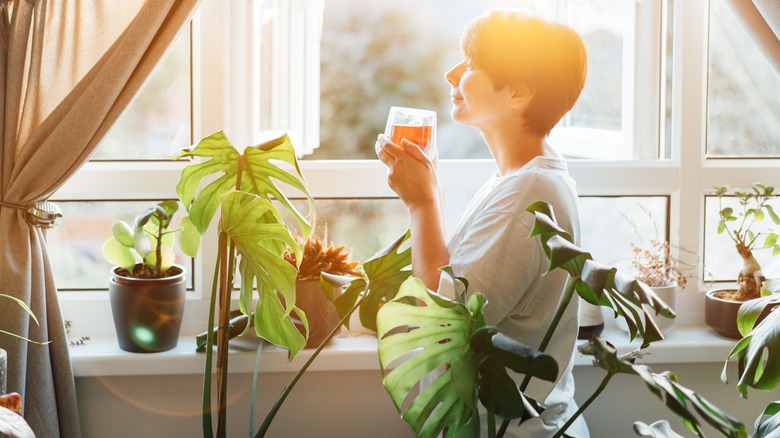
[438,145,588,438]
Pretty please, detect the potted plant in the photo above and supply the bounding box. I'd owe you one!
[102,200,200,352]
[706,183,780,338]
[615,237,688,335]
[283,234,363,348]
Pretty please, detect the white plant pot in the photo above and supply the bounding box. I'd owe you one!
[615,284,677,335]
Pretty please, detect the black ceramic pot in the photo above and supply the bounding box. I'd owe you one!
[108,264,187,353]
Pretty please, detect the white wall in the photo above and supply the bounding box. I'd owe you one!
[75,362,777,437]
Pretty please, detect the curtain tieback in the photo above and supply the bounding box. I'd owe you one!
[0,200,63,229]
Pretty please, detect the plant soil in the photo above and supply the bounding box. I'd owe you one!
[713,289,742,302]
[115,264,182,279]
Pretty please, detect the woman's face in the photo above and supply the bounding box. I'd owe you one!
[444,59,512,129]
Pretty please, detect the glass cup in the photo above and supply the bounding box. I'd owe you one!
[383,106,437,158]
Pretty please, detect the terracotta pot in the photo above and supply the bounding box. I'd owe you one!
[705,288,772,339]
[108,264,187,353]
[615,284,677,335]
[294,279,342,348]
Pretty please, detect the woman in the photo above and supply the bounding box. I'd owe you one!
[376,9,589,437]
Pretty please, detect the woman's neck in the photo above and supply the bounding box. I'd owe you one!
[482,126,546,175]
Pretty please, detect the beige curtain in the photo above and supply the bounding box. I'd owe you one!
[0,1,200,436]
[724,0,780,75]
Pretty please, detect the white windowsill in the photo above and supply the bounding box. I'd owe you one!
[69,324,739,378]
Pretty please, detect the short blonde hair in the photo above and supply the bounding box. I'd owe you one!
[461,10,588,136]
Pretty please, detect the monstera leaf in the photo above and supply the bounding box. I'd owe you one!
[175,130,313,238]
[580,337,746,438]
[377,277,557,438]
[753,402,780,438]
[325,230,412,332]
[723,306,780,398]
[220,190,307,357]
[526,201,674,348]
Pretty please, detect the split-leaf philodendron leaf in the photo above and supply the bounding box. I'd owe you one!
[580,337,746,438]
[723,306,780,398]
[526,201,674,348]
[753,402,780,438]
[220,190,307,358]
[175,130,313,238]
[326,230,412,332]
[377,276,557,438]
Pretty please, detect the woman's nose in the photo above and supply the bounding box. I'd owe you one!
[445,62,463,86]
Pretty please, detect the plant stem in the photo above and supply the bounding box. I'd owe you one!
[521,279,577,392]
[256,297,363,437]
[202,259,220,438]
[488,413,496,438]
[215,233,233,438]
[498,279,578,438]
[552,372,614,438]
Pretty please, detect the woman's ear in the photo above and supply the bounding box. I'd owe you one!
[508,84,535,110]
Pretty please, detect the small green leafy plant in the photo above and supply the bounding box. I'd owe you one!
[102,200,200,278]
[714,183,780,302]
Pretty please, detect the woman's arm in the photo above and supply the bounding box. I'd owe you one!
[377,135,449,290]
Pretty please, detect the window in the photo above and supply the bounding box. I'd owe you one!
[50,0,780,338]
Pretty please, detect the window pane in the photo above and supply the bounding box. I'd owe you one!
[706,0,780,158]
[48,201,195,290]
[316,0,626,160]
[579,197,669,274]
[283,198,409,264]
[704,196,780,282]
[89,30,191,161]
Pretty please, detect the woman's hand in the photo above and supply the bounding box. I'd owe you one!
[375,134,439,210]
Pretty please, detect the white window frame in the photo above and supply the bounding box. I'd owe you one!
[54,0,780,339]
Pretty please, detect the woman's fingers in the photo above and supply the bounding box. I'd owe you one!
[400,139,430,164]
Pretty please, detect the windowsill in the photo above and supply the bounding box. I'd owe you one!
[69,324,739,378]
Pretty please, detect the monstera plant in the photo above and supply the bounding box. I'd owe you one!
[375,201,752,438]
[174,131,314,438]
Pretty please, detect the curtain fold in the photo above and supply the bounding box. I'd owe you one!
[0,1,200,437]
[724,0,780,75]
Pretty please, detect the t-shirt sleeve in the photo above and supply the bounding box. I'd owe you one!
[439,209,545,325]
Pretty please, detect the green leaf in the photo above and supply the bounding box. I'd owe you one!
[580,337,746,438]
[753,402,780,438]
[322,273,367,329]
[737,295,780,336]
[112,221,135,247]
[764,233,778,248]
[359,230,413,332]
[175,131,313,239]
[545,235,592,277]
[156,200,179,228]
[470,328,557,421]
[714,186,728,196]
[103,237,137,271]
[178,215,201,257]
[253,287,307,360]
[377,277,478,437]
[723,309,780,398]
[144,246,176,271]
[718,222,727,234]
[720,207,734,219]
[376,277,556,437]
[755,209,766,222]
[766,205,780,225]
[219,190,306,358]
